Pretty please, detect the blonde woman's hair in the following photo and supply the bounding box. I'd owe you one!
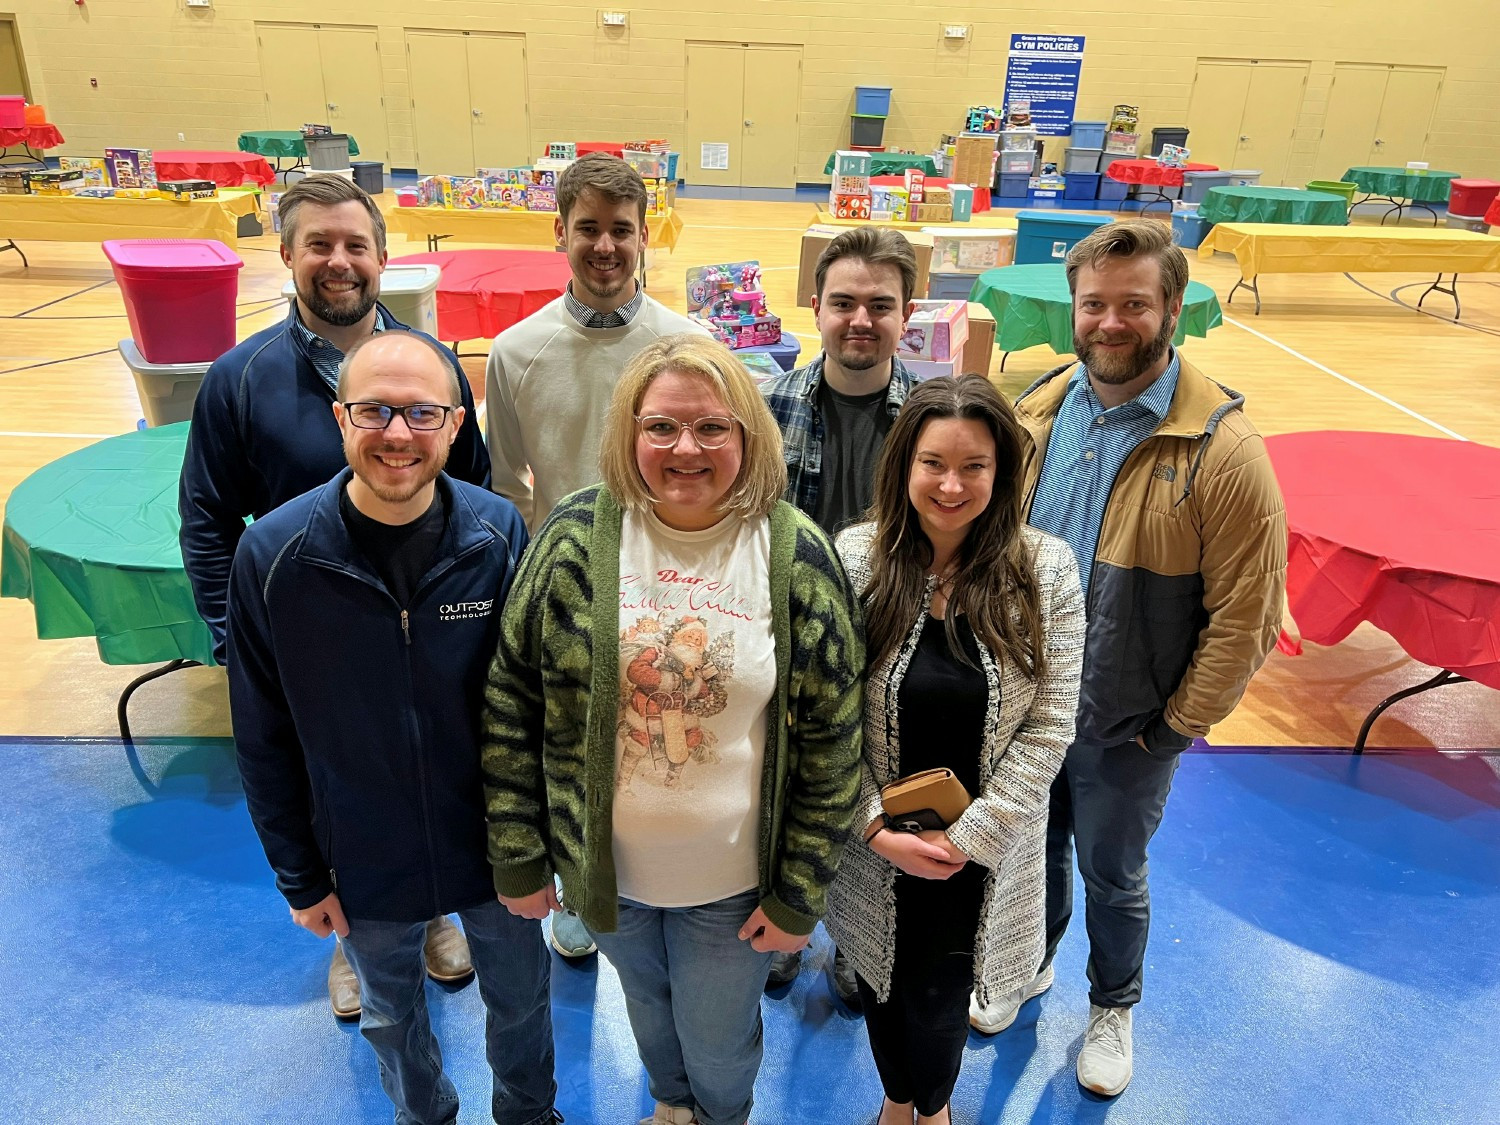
[599,333,787,519]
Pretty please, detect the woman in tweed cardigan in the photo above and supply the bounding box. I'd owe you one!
[824,376,1085,1125]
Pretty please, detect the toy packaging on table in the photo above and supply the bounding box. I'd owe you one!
[924,226,1013,273]
[404,144,679,214]
[685,261,782,350]
[899,300,969,362]
[1157,144,1191,170]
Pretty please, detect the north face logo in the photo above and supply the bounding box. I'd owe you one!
[438,599,494,622]
[1152,464,1177,482]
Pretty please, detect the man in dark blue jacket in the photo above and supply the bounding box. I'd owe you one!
[227,330,558,1125]
[180,174,488,1015]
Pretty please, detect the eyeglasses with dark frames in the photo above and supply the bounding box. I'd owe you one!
[634,414,740,449]
[341,402,458,431]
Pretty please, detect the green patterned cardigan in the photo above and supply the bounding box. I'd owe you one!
[480,485,866,936]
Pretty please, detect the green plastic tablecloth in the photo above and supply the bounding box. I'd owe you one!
[1,423,216,666]
[1197,186,1348,226]
[823,152,938,176]
[969,264,1223,355]
[1343,166,1458,203]
[237,130,362,159]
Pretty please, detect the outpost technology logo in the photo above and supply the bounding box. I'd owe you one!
[439,599,494,622]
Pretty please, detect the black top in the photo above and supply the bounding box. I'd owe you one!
[896,613,988,798]
[339,485,448,607]
[814,379,892,538]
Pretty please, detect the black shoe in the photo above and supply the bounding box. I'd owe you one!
[830,945,862,1011]
[765,948,801,990]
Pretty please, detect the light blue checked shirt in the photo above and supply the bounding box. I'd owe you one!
[290,304,392,394]
[1028,349,1181,599]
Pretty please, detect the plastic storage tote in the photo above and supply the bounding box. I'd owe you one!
[1171,209,1215,250]
[850,115,887,147]
[1150,127,1190,156]
[1180,171,1232,204]
[1448,179,1500,218]
[1013,211,1113,265]
[855,86,893,116]
[1064,172,1101,200]
[351,162,385,194]
[102,239,244,365]
[1064,147,1102,174]
[305,133,351,170]
[1070,121,1107,149]
[117,338,211,428]
[280,263,441,338]
[0,95,23,128]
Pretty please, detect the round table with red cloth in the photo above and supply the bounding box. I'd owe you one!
[153,150,276,188]
[1486,193,1500,227]
[870,175,991,213]
[1266,430,1500,690]
[1104,159,1219,189]
[388,249,573,341]
[0,122,64,152]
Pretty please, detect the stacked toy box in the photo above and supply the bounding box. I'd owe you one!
[898,299,969,381]
[685,261,782,350]
[829,149,872,220]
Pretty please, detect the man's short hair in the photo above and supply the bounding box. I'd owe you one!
[1064,219,1189,309]
[813,226,919,307]
[336,330,461,404]
[278,174,387,258]
[556,153,649,227]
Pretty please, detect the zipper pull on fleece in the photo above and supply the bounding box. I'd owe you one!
[401,609,411,646]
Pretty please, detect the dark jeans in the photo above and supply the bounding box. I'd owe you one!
[1043,738,1180,1009]
[857,863,985,1116]
[341,900,556,1125]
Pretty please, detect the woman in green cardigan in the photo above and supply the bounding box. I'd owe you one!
[480,332,865,1125]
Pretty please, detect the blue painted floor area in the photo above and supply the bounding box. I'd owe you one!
[2,739,1496,1124]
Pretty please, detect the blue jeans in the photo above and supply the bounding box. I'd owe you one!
[591,889,772,1125]
[341,900,556,1125]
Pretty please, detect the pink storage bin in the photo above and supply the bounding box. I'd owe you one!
[0,95,24,128]
[102,239,244,364]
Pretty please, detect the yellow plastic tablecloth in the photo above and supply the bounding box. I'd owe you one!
[0,192,259,247]
[1198,223,1500,279]
[387,206,684,252]
[813,209,1018,233]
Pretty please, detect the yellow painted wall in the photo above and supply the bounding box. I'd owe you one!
[10,0,1500,182]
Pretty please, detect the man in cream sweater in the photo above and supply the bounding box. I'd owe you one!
[485,153,705,532]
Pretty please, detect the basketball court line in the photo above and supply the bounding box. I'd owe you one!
[1221,313,1468,441]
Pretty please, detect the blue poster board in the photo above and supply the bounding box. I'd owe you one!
[1003,34,1086,137]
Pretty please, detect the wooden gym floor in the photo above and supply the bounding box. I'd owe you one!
[1,196,1497,748]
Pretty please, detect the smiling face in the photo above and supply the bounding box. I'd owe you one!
[907,416,997,546]
[812,257,910,376]
[281,199,387,331]
[634,369,743,532]
[333,335,463,519]
[1072,254,1183,390]
[556,187,646,311]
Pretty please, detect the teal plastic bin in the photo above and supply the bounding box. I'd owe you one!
[1013,210,1113,265]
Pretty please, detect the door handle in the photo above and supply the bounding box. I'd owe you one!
[744,120,753,127]
[1374,138,1384,145]
[473,109,482,117]
[1239,135,1248,142]
[327,103,338,112]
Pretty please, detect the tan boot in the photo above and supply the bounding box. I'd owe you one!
[327,942,360,1020]
[424,915,474,983]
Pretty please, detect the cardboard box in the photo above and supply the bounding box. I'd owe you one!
[25,169,85,194]
[60,157,109,187]
[951,133,997,188]
[903,357,959,382]
[912,202,952,223]
[547,141,577,160]
[962,301,996,377]
[450,177,487,209]
[899,299,969,362]
[158,179,218,200]
[623,149,667,179]
[526,187,558,212]
[0,170,29,195]
[104,147,156,189]
[833,149,872,177]
[417,175,453,207]
[829,192,871,220]
[795,225,933,309]
[949,184,974,222]
[923,227,1015,273]
[834,173,871,196]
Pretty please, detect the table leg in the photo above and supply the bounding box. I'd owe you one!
[1352,669,1471,753]
[1226,275,1261,315]
[999,351,1011,372]
[0,238,28,267]
[1416,273,1461,318]
[118,659,202,743]
[1410,201,1439,227]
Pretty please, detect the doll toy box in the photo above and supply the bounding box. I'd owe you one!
[685,261,782,350]
[898,299,969,362]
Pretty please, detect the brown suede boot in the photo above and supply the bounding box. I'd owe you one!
[423,915,474,983]
[327,941,360,1020]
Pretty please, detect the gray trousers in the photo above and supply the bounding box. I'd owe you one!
[1043,738,1180,1009]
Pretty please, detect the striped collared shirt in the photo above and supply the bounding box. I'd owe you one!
[563,281,644,329]
[1028,349,1182,598]
[290,304,390,394]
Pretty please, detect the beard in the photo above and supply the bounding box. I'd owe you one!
[299,272,377,328]
[830,336,887,372]
[349,438,450,506]
[1075,313,1176,385]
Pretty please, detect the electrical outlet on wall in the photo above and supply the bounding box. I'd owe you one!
[178,132,185,141]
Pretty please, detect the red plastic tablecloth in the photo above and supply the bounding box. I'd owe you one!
[576,142,626,158]
[388,249,573,341]
[1266,430,1500,689]
[0,123,64,150]
[154,150,276,188]
[870,175,991,213]
[1104,159,1218,189]
[1486,194,1500,226]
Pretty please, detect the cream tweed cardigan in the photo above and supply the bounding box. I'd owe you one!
[825,522,1085,1005]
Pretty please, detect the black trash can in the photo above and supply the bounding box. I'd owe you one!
[351,161,385,195]
[1150,127,1190,156]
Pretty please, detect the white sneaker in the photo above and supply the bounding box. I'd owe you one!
[638,1104,697,1125]
[1076,1003,1133,1096]
[968,963,1054,1034]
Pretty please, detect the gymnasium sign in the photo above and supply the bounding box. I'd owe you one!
[1003,34,1086,137]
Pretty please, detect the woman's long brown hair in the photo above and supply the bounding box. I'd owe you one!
[862,374,1045,678]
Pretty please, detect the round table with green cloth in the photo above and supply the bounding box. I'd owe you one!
[1197,186,1349,226]
[969,263,1223,366]
[823,151,938,177]
[236,130,363,159]
[1343,166,1460,226]
[1,422,215,668]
